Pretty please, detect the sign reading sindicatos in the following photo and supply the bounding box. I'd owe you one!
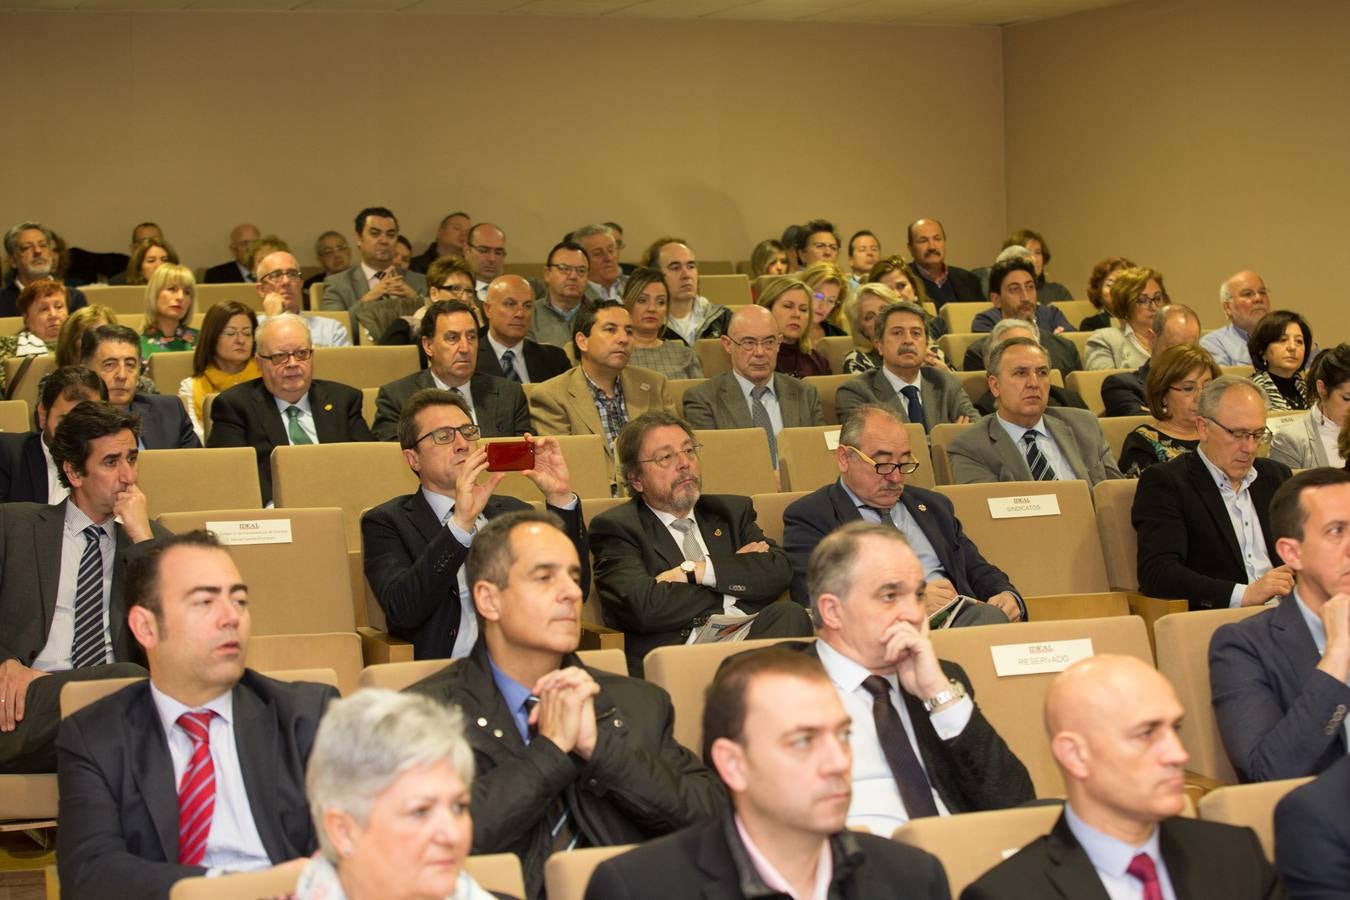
[206,519,294,545]
[990,638,1094,677]
[986,494,1062,519]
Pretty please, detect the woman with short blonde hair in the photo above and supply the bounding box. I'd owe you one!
[140,262,199,357]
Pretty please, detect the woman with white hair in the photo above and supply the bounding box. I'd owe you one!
[299,689,506,900]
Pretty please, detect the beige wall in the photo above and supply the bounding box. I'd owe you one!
[1005,0,1350,344]
[0,11,1005,277]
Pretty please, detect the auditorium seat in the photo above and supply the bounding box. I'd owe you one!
[893,803,1065,896]
[0,399,29,432]
[271,444,417,554]
[802,373,854,425]
[1153,607,1267,783]
[195,283,262,313]
[927,422,974,484]
[78,285,148,315]
[1091,478,1189,644]
[930,615,1154,796]
[544,846,635,900]
[956,369,991,404]
[462,854,526,898]
[1097,414,1154,463]
[748,491,809,546]
[311,345,419,389]
[0,316,23,337]
[146,350,195,397]
[667,377,701,411]
[937,479,1109,596]
[939,302,987,334]
[697,260,735,275]
[358,648,628,692]
[1197,777,1313,859]
[482,433,613,502]
[2,353,55,414]
[1049,299,1094,326]
[139,448,263,516]
[816,335,855,373]
[939,333,982,371]
[249,632,363,696]
[1220,364,1255,378]
[1023,591,1131,620]
[694,339,730,377]
[1061,329,1092,360]
[169,867,299,900]
[361,386,378,427]
[696,427,778,494]
[0,773,57,830]
[307,283,323,311]
[697,273,752,307]
[1065,367,1131,416]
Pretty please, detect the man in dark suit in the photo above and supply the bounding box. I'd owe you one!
[201,223,260,283]
[798,522,1033,834]
[962,654,1282,900]
[477,275,571,383]
[0,402,166,773]
[1101,303,1202,417]
[407,510,724,900]
[1275,755,1350,897]
[363,388,586,660]
[1134,376,1293,610]
[682,304,823,466]
[589,411,812,676]
[585,646,950,900]
[970,257,1075,337]
[784,406,1021,624]
[1,222,88,317]
[81,325,199,449]
[0,366,105,504]
[905,217,983,309]
[56,530,336,899]
[207,314,374,504]
[372,300,530,442]
[966,318,1087,414]
[1209,468,1350,784]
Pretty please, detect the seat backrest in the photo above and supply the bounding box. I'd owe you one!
[931,615,1153,796]
[667,377,702,411]
[802,374,856,425]
[644,637,814,752]
[307,283,324,311]
[0,772,58,821]
[775,424,934,493]
[749,491,809,546]
[696,428,777,495]
[928,422,974,485]
[139,447,263,517]
[361,387,378,427]
[504,261,546,281]
[937,480,1109,595]
[1023,591,1132,621]
[357,648,626,692]
[1049,299,1094,326]
[544,845,635,900]
[1092,478,1140,591]
[1153,606,1268,782]
[939,302,987,334]
[1197,777,1313,859]
[462,853,526,898]
[146,350,196,397]
[694,339,730,377]
[1065,368,1132,416]
[698,260,735,275]
[271,443,417,550]
[940,333,983,372]
[698,273,752,307]
[1061,329,1092,361]
[169,865,299,900]
[79,285,146,315]
[957,369,991,405]
[482,434,613,502]
[0,398,29,433]
[61,676,145,718]
[2,354,55,414]
[1098,414,1155,463]
[816,335,856,373]
[196,283,262,312]
[0,316,24,337]
[311,345,419,389]
[1220,364,1255,378]
[249,632,363,696]
[893,803,1065,896]
[156,507,355,634]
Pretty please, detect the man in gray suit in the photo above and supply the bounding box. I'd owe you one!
[683,305,823,466]
[948,337,1121,486]
[319,206,427,339]
[372,300,531,442]
[835,301,977,433]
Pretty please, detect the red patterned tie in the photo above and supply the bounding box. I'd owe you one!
[176,711,216,866]
[1126,852,1164,900]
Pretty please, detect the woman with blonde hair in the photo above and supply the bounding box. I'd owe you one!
[1084,265,1166,370]
[56,304,120,367]
[757,277,829,377]
[621,267,703,379]
[140,262,199,357]
[178,301,260,442]
[798,261,849,343]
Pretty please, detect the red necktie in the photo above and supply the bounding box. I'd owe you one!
[1126,852,1164,900]
[176,711,217,866]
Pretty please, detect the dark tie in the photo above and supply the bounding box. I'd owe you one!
[525,696,581,852]
[70,525,106,669]
[176,711,217,865]
[1022,430,1054,481]
[900,384,925,429]
[1127,852,1164,900]
[861,675,939,819]
[749,385,777,466]
[500,349,522,382]
[285,406,313,446]
[861,505,898,529]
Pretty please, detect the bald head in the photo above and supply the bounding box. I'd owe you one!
[722,305,780,385]
[1046,655,1163,735]
[728,304,776,337]
[1152,304,1201,357]
[229,223,260,266]
[483,275,535,346]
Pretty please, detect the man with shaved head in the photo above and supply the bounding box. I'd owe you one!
[962,655,1283,899]
[476,275,570,384]
[1201,270,1273,366]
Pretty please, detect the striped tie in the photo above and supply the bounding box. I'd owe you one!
[1022,431,1054,481]
[70,525,106,668]
[176,711,217,866]
[500,349,522,382]
[749,385,777,466]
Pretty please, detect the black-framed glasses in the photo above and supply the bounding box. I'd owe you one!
[433,283,475,296]
[547,263,588,277]
[1204,417,1271,444]
[417,424,481,445]
[845,444,921,476]
[638,443,701,469]
[258,347,314,365]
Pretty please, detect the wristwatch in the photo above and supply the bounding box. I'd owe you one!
[680,560,698,584]
[922,679,967,713]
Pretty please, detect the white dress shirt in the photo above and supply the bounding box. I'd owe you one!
[650,507,742,616]
[1195,447,1274,607]
[486,332,528,383]
[40,437,69,505]
[1063,803,1179,900]
[431,371,478,426]
[994,413,1074,481]
[272,394,318,445]
[420,488,485,659]
[34,504,115,671]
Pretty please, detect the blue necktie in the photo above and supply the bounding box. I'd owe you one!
[901,384,925,429]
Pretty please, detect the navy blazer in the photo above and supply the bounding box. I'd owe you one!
[1101,362,1148,418]
[0,431,47,503]
[1210,596,1350,782]
[473,332,571,384]
[129,393,200,450]
[1275,754,1350,898]
[201,260,248,284]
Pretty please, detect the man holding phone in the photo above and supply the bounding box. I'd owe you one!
[361,388,588,660]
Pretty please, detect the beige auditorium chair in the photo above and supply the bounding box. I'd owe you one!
[195,283,262,313]
[146,350,195,397]
[543,845,635,900]
[776,423,934,493]
[698,260,735,275]
[3,353,55,413]
[311,345,418,389]
[940,333,983,371]
[169,866,299,900]
[481,433,613,502]
[361,386,378,427]
[1197,777,1313,859]
[1060,329,1092,361]
[802,374,854,425]
[939,302,987,334]
[1023,591,1132,621]
[0,316,24,336]
[698,274,752,307]
[138,447,263,517]
[358,648,628,692]
[0,398,29,432]
[1048,299,1093,325]
[1098,414,1154,463]
[667,377,702,411]
[1093,478,1140,592]
[894,803,1065,896]
[462,853,526,898]
[694,339,731,377]
[250,632,364,696]
[927,422,973,484]
[1065,367,1132,416]
[816,335,855,373]
[79,285,146,315]
[696,427,777,494]
[748,490,808,547]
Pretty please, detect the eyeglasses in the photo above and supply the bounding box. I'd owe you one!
[416,424,481,445]
[258,347,314,365]
[548,263,588,277]
[638,443,702,469]
[728,336,781,352]
[221,328,254,339]
[470,245,507,258]
[845,444,921,476]
[1204,417,1271,444]
[433,284,475,296]
[1133,292,1168,308]
[1167,381,1204,397]
[813,292,840,307]
[809,241,840,253]
[259,268,303,285]
[317,244,349,257]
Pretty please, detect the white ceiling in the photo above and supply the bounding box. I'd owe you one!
[0,0,1138,27]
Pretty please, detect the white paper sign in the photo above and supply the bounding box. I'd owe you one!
[822,428,841,450]
[207,519,294,546]
[990,638,1095,677]
[987,493,1061,519]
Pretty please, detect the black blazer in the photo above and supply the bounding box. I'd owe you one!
[589,495,794,676]
[962,328,1083,375]
[1275,754,1350,899]
[55,670,338,900]
[1101,362,1149,418]
[0,277,87,318]
[129,393,200,450]
[361,491,589,660]
[783,481,1018,609]
[206,377,375,504]
[474,333,571,384]
[1209,596,1350,782]
[0,431,47,503]
[1133,453,1291,610]
[960,810,1284,900]
[907,262,984,307]
[584,815,950,900]
[371,369,531,442]
[201,260,247,284]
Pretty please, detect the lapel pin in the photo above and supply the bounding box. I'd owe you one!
[323,403,333,411]
[917,503,927,512]
[714,528,723,536]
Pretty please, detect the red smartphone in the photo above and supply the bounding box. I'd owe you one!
[486,440,534,472]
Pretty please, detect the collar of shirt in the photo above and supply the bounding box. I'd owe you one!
[487,331,522,357]
[1293,588,1329,656]
[1063,802,1165,884]
[919,264,949,287]
[881,365,922,397]
[64,497,113,535]
[42,438,67,504]
[1196,446,1257,496]
[994,411,1047,445]
[816,637,894,697]
[420,486,458,525]
[273,391,313,418]
[149,679,235,736]
[650,506,696,532]
[486,652,534,743]
[836,478,895,522]
[731,369,775,402]
[734,813,832,900]
[582,367,623,402]
[588,280,621,301]
[361,262,386,286]
[1226,322,1251,342]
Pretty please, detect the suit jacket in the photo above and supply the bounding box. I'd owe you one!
[529,365,674,456]
[0,277,88,318]
[1269,408,1334,469]
[407,642,725,900]
[0,500,166,668]
[585,815,950,900]
[318,264,428,313]
[835,367,978,434]
[970,305,1074,338]
[55,671,338,900]
[361,491,589,660]
[1133,453,1290,610]
[782,481,1018,607]
[681,371,823,432]
[589,495,794,675]
[129,393,200,450]
[1275,754,1350,899]
[371,369,531,442]
[474,332,571,384]
[1101,362,1149,418]
[0,431,47,503]
[961,810,1283,900]
[201,260,248,284]
[907,263,983,307]
[948,408,1122,486]
[962,328,1082,375]
[206,377,375,505]
[1209,596,1350,782]
[974,384,1086,417]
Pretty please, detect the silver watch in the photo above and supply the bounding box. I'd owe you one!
[922,679,967,713]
